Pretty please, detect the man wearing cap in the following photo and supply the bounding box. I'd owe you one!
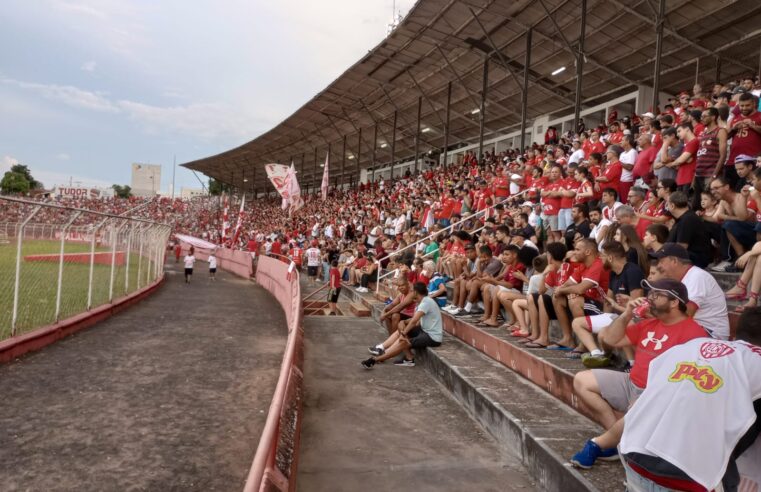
[651,242,729,339]
[733,154,756,192]
[570,279,708,469]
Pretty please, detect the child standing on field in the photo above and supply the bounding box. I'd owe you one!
[184,249,196,283]
[208,250,217,281]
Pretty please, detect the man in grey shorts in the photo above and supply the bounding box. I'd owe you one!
[569,279,708,469]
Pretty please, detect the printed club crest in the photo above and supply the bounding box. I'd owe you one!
[699,341,735,359]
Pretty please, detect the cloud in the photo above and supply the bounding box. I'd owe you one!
[1,155,19,173]
[54,1,108,19]
[1,77,119,112]
[56,153,71,160]
[117,100,266,140]
[80,60,97,72]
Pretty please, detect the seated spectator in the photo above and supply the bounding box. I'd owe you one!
[362,282,443,369]
[573,241,644,367]
[665,191,713,268]
[651,243,729,340]
[619,334,761,491]
[443,244,478,314]
[478,245,528,328]
[552,238,609,351]
[616,224,650,276]
[448,246,502,316]
[636,178,675,226]
[600,188,623,223]
[524,242,568,348]
[564,203,591,250]
[356,252,378,293]
[570,279,707,469]
[642,223,669,253]
[709,176,757,271]
[510,255,548,337]
[426,263,450,308]
[589,207,612,245]
[377,277,416,336]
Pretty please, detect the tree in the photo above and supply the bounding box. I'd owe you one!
[9,164,42,190]
[0,171,31,194]
[208,178,231,196]
[112,184,132,198]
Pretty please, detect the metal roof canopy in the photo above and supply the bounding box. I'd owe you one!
[181,0,761,194]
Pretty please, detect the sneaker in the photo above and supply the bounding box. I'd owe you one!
[360,357,376,370]
[468,308,485,315]
[709,260,731,272]
[368,346,385,356]
[570,439,619,469]
[357,287,368,293]
[581,353,611,369]
[393,357,415,367]
[454,309,472,317]
[449,308,462,316]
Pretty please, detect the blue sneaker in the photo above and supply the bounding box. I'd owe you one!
[570,439,619,469]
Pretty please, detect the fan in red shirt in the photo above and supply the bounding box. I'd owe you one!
[552,238,609,350]
[662,123,698,189]
[726,93,761,184]
[587,132,607,156]
[493,171,510,199]
[540,165,564,242]
[596,147,623,195]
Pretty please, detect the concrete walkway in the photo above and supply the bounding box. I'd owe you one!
[0,262,287,491]
[297,316,536,492]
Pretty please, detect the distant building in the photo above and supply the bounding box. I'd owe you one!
[131,163,161,197]
[180,187,206,199]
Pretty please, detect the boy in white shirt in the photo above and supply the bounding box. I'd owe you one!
[208,250,217,281]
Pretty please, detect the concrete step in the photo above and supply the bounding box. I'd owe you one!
[419,336,625,492]
[349,302,371,317]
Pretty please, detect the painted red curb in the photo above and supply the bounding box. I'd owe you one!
[0,276,165,363]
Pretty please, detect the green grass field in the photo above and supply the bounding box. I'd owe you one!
[0,240,152,340]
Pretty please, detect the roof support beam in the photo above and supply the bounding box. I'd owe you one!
[478,56,489,159]
[520,28,532,151]
[573,0,587,132]
[608,0,756,73]
[468,7,524,93]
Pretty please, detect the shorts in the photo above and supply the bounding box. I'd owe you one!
[184,268,193,276]
[584,313,619,334]
[543,214,560,232]
[399,312,412,321]
[407,327,442,349]
[328,287,341,303]
[558,208,573,231]
[531,293,556,319]
[209,268,217,274]
[723,220,758,251]
[591,369,644,413]
[307,266,318,277]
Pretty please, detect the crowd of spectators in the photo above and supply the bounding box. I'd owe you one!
[2,75,761,490]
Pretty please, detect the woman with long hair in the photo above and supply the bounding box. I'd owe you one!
[615,224,650,276]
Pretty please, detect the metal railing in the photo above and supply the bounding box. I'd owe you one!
[374,190,531,293]
[0,196,172,339]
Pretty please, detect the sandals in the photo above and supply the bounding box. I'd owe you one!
[524,341,547,349]
[726,280,748,301]
[735,292,759,312]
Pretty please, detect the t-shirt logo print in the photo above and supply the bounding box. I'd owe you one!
[699,341,735,359]
[668,362,723,393]
[642,332,669,351]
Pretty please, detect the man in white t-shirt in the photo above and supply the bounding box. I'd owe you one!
[620,134,638,197]
[620,337,761,491]
[651,243,730,339]
[394,211,406,236]
[305,241,321,284]
[569,139,586,165]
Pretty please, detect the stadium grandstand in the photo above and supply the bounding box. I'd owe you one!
[2,0,761,491]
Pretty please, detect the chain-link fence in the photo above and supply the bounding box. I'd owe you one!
[0,196,172,340]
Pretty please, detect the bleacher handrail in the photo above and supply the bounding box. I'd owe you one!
[374,190,529,293]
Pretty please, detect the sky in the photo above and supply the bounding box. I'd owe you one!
[0,0,415,193]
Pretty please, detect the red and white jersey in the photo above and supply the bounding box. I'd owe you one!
[621,338,761,491]
[305,247,321,267]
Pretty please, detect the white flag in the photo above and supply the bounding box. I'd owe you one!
[287,161,303,215]
[321,152,329,200]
